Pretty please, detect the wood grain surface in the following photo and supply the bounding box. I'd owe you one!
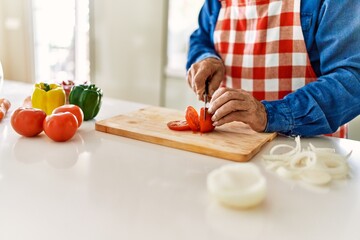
[95,106,277,162]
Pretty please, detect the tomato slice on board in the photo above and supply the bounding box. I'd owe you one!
[185,106,200,132]
[199,107,215,133]
[167,106,215,133]
[167,120,191,131]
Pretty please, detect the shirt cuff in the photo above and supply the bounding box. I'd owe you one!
[195,53,221,63]
[261,99,293,134]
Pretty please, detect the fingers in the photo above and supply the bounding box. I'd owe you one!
[194,71,210,100]
[212,111,246,127]
[210,99,248,122]
[209,86,227,103]
[208,69,224,96]
[187,64,208,100]
[208,88,247,114]
[187,58,225,101]
[208,88,267,132]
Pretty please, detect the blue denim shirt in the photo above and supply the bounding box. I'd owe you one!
[187,0,360,137]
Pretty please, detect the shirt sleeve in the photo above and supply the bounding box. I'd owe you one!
[186,0,221,71]
[263,0,360,137]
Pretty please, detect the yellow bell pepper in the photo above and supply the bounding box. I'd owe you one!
[31,82,66,115]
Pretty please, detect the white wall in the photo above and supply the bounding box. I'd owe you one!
[0,0,34,82]
[90,0,168,106]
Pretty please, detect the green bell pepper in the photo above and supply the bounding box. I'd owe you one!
[69,84,103,121]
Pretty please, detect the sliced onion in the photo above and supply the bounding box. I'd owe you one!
[276,166,298,179]
[300,170,332,185]
[262,137,350,186]
[308,143,336,153]
[289,151,316,170]
[263,136,301,161]
[269,144,295,155]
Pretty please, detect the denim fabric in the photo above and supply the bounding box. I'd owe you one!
[186,0,360,137]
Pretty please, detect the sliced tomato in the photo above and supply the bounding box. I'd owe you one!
[167,120,191,131]
[199,107,215,133]
[185,106,200,132]
[167,106,215,133]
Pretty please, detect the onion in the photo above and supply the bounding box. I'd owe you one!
[262,136,350,186]
[289,151,316,170]
[262,136,301,161]
[300,170,332,185]
[207,163,267,209]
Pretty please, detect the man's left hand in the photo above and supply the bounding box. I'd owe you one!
[208,87,267,132]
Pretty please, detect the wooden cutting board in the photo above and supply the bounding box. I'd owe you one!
[95,106,276,162]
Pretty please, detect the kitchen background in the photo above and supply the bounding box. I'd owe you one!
[0,0,359,140]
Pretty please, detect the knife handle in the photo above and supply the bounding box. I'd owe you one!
[204,80,209,102]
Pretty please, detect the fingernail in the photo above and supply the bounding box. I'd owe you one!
[213,121,218,126]
[211,115,216,122]
[208,103,214,113]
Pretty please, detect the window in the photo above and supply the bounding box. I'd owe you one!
[164,0,205,110]
[32,0,89,83]
[166,0,203,77]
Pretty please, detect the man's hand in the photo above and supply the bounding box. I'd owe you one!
[208,88,267,132]
[187,58,225,101]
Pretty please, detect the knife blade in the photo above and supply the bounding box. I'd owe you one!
[204,80,209,121]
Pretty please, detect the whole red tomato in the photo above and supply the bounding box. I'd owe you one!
[52,104,83,127]
[11,107,47,137]
[199,107,215,133]
[43,112,78,142]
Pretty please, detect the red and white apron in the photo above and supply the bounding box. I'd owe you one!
[213,0,347,138]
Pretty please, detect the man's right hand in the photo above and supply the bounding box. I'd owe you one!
[186,58,225,101]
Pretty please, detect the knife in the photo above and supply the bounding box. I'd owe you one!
[204,80,209,120]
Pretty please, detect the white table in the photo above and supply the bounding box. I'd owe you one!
[1,80,359,240]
